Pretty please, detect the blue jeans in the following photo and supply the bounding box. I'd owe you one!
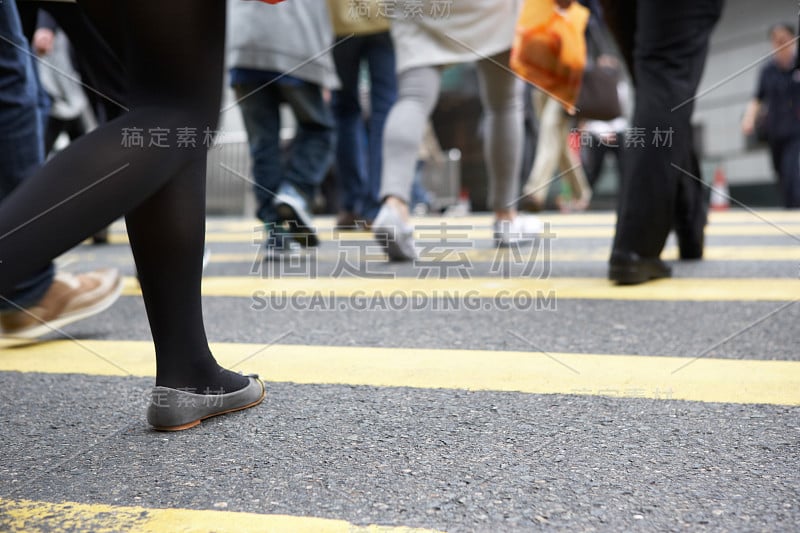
[331,32,397,221]
[234,80,335,223]
[0,0,54,310]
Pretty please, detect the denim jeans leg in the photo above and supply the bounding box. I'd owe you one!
[362,31,398,220]
[0,0,54,311]
[281,81,336,203]
[234,84,283,223]
[332,35,367,214]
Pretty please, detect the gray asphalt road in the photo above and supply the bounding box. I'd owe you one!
[1,211,798,532]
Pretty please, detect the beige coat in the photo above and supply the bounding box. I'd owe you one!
[327,0,391,36]
[390,0,523,73]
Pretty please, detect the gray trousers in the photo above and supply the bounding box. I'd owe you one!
[380,51,524,211]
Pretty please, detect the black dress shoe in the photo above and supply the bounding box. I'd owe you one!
[608,250,672,285]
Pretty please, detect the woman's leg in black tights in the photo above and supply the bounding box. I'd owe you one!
[0,1,247,393]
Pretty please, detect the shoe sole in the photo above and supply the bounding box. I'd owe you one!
[609,266,672,285]
[151,381,266,431]
[275,202,319,247]
[2,275,125,339]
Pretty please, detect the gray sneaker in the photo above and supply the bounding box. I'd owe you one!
[372,203,417,261]
[274,183,319,247]
[147,375,265,431]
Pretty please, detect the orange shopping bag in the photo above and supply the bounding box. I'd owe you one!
[510,0,590,114]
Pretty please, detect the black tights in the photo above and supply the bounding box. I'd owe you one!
[0,1,247,393]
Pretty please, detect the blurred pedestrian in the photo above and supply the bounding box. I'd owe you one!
[32,13,93,156]
[373,0,542,261]
[20,2,131,245]
[228,0,338,252]
[0,0,121,339]
[328,0,397,230]
[0,0,267,430]
[602,0,724,284]
[519,89,592,212]
[580,55,629,190]
[741,23,800,208]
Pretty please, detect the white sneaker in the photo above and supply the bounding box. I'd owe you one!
[372,203,417,261]
[493,216,544,247]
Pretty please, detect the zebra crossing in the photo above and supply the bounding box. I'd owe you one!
[1,210,798,532]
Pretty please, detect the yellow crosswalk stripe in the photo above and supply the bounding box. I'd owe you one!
[98,223,800,244]
[1,340,797,406]
[204,245,800,264]
[0,498,441,533]
[199,211,800,231]
[115,276,800,302]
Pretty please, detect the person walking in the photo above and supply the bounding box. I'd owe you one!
[602,0,724,284]
[328,0,397,230]
[0,0,121,339]
[372,0,542,260]
[742,23,800,209]
[0,0,269,430]
[228,0,339,252]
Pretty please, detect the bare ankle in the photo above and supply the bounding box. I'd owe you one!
[384,196,410,219]
[494,208,517,221]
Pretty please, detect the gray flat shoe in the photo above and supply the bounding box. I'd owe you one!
[147,376,265,431]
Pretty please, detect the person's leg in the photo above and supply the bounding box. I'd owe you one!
[280,80,336,203]
[362,31,398,221]
[673,139,708,259]
[43,116,64,156]
[0,0,248,394]
[522,93,565,207]
[474,50,525,217]
[234,84,283,223]
[0,0,54,312]
[612,0,723,260]
[610,133,626,188]
[556,116,591,208]
[271,80,335,247]
[331,35,367,218]
[599,0,637,80]
[582,138,606,189]
[374,65,440,260]
[42,2,129,123]
[91,0,248,393]
[475,51,543,246]
[379,66,441,205]
[779,136,800,208]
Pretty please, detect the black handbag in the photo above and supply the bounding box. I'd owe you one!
[574,18,623,121]
[575,64,622,121]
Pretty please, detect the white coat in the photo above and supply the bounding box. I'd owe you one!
[389,0,523,73]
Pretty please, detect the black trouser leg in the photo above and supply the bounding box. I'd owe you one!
[612,0,723,258]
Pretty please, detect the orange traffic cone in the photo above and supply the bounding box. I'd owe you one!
[710,166,730,211]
